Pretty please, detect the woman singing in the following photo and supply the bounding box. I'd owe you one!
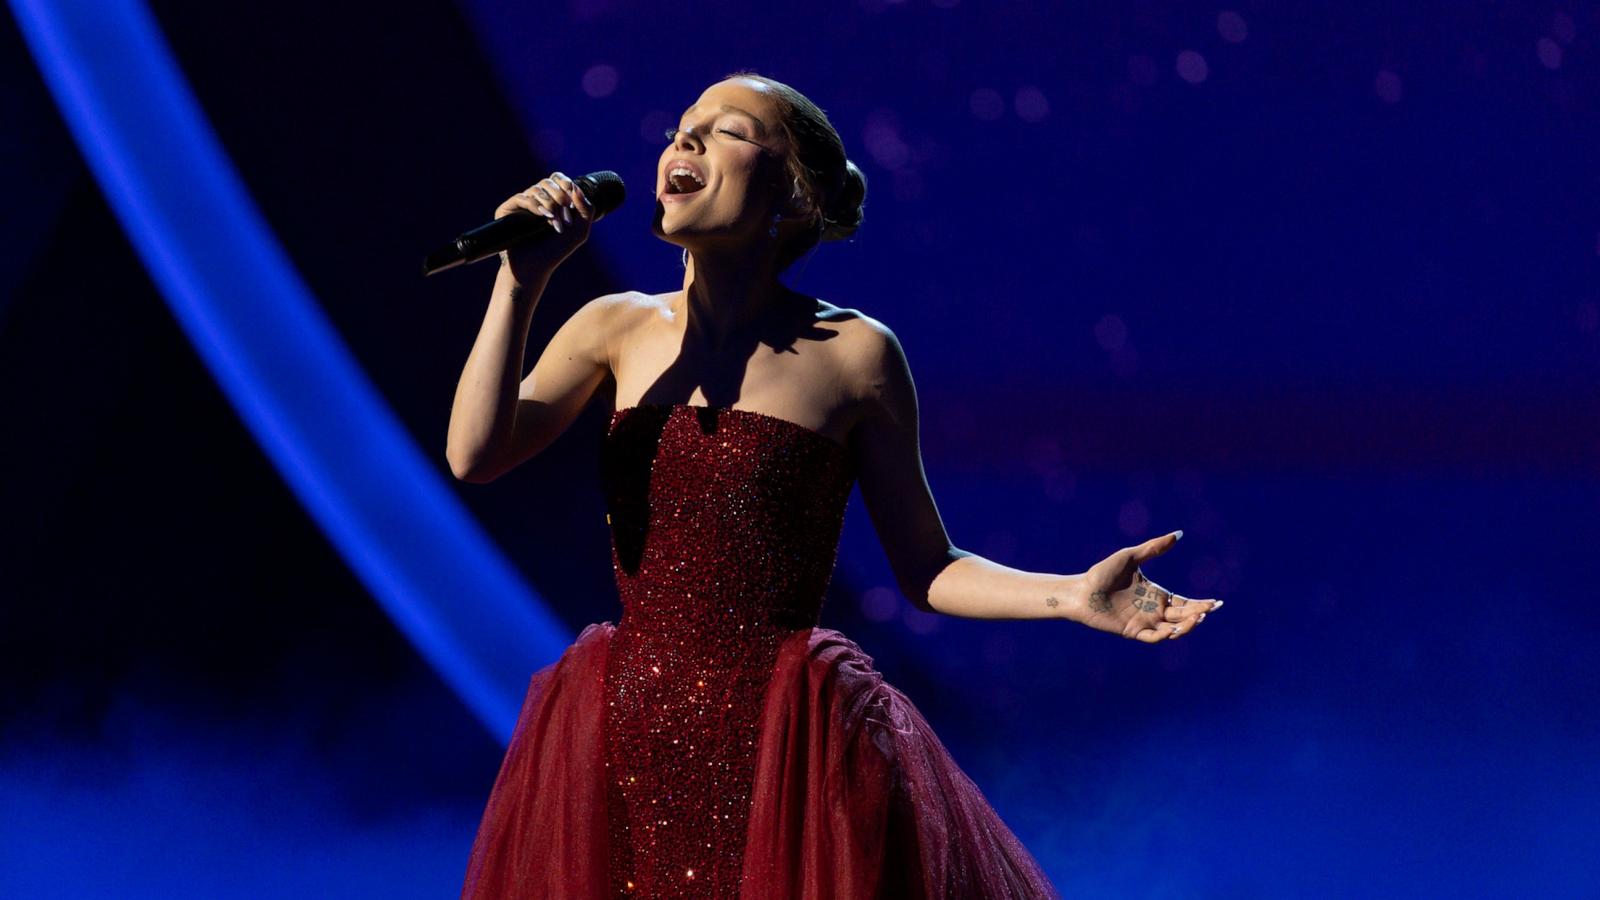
[448,70,1223,899]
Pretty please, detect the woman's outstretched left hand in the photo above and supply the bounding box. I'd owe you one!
[1075,531,1223,643]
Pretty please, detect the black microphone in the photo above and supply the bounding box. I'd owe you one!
[422,170,626,276]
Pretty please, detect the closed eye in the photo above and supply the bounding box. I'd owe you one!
[663,128,747,143]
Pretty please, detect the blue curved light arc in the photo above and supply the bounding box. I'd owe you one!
[11,0,570,742]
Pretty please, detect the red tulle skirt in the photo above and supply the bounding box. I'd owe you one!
[460,622,1060,899]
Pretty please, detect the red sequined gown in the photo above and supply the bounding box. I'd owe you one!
[461,403,1060,899]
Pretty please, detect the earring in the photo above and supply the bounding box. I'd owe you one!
[768,212,782,238]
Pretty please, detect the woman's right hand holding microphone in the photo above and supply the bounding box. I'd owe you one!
[496,171,594,285]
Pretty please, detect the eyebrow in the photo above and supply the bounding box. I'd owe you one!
[681,103,769,138]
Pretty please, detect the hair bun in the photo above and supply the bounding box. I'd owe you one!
[725,70,864,268]
[821,159,866,242]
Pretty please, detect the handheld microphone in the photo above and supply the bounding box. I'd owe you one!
[423,170,626,276]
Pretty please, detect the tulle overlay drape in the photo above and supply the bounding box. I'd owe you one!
[460,621,1060,899]
[462,404,1058,897]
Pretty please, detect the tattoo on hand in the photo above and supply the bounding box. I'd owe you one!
[1089,590,1112,614]
[1131,569,1162,612]
[1044,596,1060,608]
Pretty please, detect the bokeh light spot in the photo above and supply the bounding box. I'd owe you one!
[863,109,910,170]
[1176,50,1208,84]
[1552,12,1576,45]
[639,110,674,144]
[1014,85,1051,122]
[969,87,1005,121]
[582,63,619,98]
[1374,70,1403,104]
[1217,10,1247,43]
[1094,313,1128,351]
[1536,37,1562,69]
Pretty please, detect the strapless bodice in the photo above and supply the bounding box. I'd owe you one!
[602,402,856,634]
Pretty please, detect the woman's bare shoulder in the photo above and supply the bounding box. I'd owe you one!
[815,294,886,329]
[607,289,672,315]
[568,289,660,328]
[809,300,902,399]
[600,290,674,339]
[811,298,883,338]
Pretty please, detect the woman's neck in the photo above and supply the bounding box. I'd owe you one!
[677,248,794,352]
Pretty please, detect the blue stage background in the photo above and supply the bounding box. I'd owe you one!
[3,1,1596,896]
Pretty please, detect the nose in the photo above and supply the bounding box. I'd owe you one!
[673,125,704,153]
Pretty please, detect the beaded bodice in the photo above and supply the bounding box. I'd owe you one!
[603,402,855,631]
[598,402,857,897]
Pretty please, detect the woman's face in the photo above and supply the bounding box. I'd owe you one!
[652,78,790,251]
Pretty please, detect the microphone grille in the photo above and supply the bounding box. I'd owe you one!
[578,170,626,218]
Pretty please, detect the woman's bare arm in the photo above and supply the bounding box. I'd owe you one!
[445,260,615,483]
[447,170,615,483]
[851,319,1085,621]
[852,319,1224,640]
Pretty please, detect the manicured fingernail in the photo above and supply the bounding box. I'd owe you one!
[1212,599,1223,610]
[1174,530,1184,541]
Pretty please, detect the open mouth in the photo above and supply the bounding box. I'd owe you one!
[665,167,707,195]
